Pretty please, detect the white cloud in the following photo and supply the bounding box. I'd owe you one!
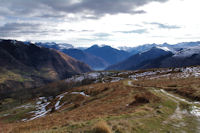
[0,0,200,47]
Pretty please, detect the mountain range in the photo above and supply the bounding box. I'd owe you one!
[106,47,172,70]
[35,41,200,71]
[36,43,131,70]
[118,41,200,55]
[107,45,200,70]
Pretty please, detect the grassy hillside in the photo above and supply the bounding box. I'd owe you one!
[1,66,200,133]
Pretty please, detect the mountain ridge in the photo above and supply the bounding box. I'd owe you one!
[0,39,91,99]
[84,44,130,65]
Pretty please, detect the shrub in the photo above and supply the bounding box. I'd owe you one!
[92,121,112,133]
[167,84,177,87]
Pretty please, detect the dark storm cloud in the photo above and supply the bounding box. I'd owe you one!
[0,0,168,19]
[117,29,148,34]
[149,22,181,29]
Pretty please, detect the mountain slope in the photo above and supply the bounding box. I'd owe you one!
[154,46,200,68]
[35,43,109,70]
[35,42,74,50]
[0,39,91,98]
[107,46,200,71]
[120,41,200,55]
[107,47,172,70]
[128,43,158,55]
[62,48,109,70]
[84,45,130,65]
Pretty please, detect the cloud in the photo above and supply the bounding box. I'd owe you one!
[149,22,181,29]
[0,23,41,37]
[0,0,168,20]
[93,33,112,37]
[67,29,95,32]
[117,29,148,34]
[0,22,62,38]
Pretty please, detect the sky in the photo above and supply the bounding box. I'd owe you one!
[0,0,200,47]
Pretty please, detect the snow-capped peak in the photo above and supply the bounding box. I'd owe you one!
[156,46,170,51]
[173,46,200,57]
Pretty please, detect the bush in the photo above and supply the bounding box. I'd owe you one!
[167,84,177,87]
[92,121,112,133]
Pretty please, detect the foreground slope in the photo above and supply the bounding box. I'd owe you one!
[1,66,200,133]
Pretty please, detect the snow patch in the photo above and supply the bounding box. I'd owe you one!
[88,72,101,78]
[110,77,124,82]
[173,46,200,57]
[129,71,157,79]
[71,92,89,97]
[11,40,17,45]
[128,81,133,86]
[157,46,170,51]
[178,67,200,78]
[28,97,51,121]
[65,71,114,83]
[190,106,200,118]
[16,103,33,109]
[3,114,9,117]
[55,101,61,110]
[54,92,68,110]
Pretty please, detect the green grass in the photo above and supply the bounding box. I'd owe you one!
[0,68,35,83]
[0,99,35,123]
[33,96,178,133]
[3,107,35,123]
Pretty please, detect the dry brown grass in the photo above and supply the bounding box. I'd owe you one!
[129,92,160,106]
[133,77,200,101]
[2,72,200,133]
[0,81,159,133]
[92,121,112,133]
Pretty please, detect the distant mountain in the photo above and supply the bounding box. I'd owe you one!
[62,48,109,70]
[106,47,173,70]
[35,41,200,70]
[107,46,200,70]
[35,42,109,70]
[84,45,130,65]
[35,42,74,50]
[155,46,200,68]
[0,39,91,97]
[128,43,159,55]
[172,41,200,48]
[119,41,200,55]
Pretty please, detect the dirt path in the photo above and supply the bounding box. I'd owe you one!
[159,89,200,132]
[127,80,200,132]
